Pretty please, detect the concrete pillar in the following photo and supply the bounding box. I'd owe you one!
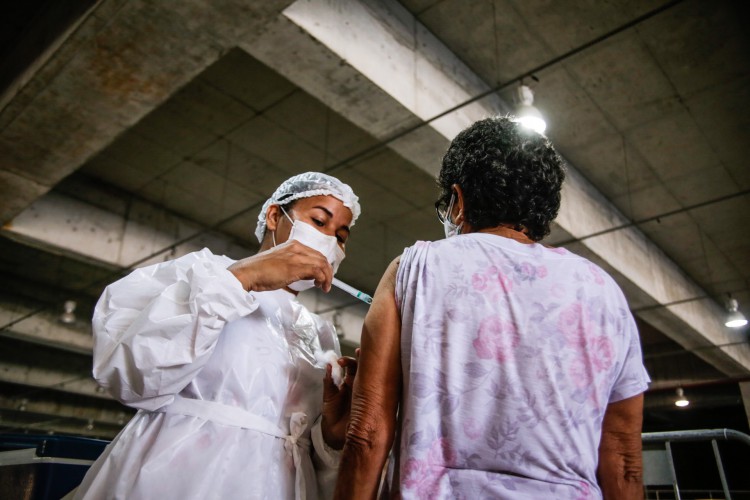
[740,381,750,430]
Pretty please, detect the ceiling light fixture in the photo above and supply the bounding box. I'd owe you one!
[59,300,77,324]
[725,298,748,328]
[513,84,547,135]
[674,387,689,408]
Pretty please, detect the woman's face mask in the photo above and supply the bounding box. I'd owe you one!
[443,193,463,239]
[276,206,346,291]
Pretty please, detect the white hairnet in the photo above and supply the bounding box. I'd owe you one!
[255,172,361,242]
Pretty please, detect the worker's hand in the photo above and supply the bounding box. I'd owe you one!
[227,240,334,292]
[321,351,359,450]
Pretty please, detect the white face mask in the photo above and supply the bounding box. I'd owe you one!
[275,207,346,292]
[443,193,463,239]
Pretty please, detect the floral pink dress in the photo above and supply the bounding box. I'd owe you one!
[387,233,650,499]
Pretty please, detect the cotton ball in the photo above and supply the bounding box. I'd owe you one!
[316,350,344,388]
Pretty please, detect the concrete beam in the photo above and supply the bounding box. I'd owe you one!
[645,377,747,392]
[0,297,93,354]
[0,0,296,223]
[283,0,510,141]
[245,0,750,375]
[0,392,133,428]
[643,391,742,411]
[0,1,97,112]
[243,0,510,179]
[3,188,250,270]
[0,360,106,399]
[0,412,121,440]
[0,361,104,400]
[0,337,106,400]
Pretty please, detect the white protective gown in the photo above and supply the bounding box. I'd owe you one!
[74,249,341,500]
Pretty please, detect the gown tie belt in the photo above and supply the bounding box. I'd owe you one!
[155,396,310,500]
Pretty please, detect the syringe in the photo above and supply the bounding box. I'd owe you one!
[332,277,373,305]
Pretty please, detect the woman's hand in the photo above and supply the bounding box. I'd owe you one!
[321,352,359,450]
[227,240,334,292]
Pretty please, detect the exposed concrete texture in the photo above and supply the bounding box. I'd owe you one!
[0,393,133,428]
[558,168,750,375]
[284,0,507,141]
[0,412,122,439]
[0,169,50,224]
[0,298,93,355]
[259,0,750,375]
[0,0,98,112]
[272,0,511,177]
[242,17,445,177]
[4,191,250,270]
[0,0,296,224]
[0,420,116,439]
[0,350,104,400]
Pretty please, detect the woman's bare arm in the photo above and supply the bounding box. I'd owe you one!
[597,393,645,499]
[334,257,402,500]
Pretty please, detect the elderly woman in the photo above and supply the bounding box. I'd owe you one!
[74,172,360,500]
[335,117,650,499]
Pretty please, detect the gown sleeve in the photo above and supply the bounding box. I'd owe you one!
[91,248,258,411]
[311,415,343,498]
[308,314,344,498]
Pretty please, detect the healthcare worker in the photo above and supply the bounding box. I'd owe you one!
[72,172,361,500]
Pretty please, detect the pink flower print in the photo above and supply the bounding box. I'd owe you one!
[516,262,548,282]
[486,265,512,291]
[518,261,536,280]
[473,316,520,362]
[550,283,565,299]
[575,481,593,500]
[591,336,614,373]
[537,265,548,279]
[403,459,424,490]
[496,271,513,292]
[428,438,458,466]
[402,459,442,497]
[472,272,489,291]
[568,356,594,389]
[463,418,482,440]
[472,266,512,299]
[557,303,595,349]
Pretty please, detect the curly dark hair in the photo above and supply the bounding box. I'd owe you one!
[437,116,565,241]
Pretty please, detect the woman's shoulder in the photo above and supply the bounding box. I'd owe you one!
[179,247,236,267]
[403,239,455,256]
[398,240,438,267]
[403,240,436,252]
[130,248,235,274]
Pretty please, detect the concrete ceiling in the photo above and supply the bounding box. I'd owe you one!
[0,0,748,438]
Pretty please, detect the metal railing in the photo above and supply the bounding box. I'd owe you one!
[644,488,750,500]
[641,429,750,500]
